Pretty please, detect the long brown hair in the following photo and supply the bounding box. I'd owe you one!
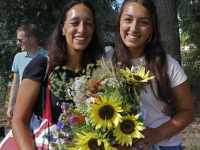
[45,0,104,67]
[113,0,175,105]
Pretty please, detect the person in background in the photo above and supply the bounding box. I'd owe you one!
[6,24,48,118]
[12,0,104,149]
[106,0,195,149]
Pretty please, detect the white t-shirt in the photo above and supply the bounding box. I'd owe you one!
[106,50,187,146]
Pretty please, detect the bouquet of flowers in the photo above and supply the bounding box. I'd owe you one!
[50,57,154,150]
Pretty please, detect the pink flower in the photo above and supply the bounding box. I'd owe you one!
[62,108,68,114]
[68,116,81,123]
[64,138,70,145]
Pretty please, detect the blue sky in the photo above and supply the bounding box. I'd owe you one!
[115,0,123,8]
[117,0,123,4]
[111,0,123,9]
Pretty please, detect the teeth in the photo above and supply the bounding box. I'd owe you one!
[128,35,139,39]
[74,37,87,41]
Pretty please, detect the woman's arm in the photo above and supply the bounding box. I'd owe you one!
[12,78,41,150]
[132,80,195,150]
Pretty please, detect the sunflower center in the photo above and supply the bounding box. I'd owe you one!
[133,75,143,81]
[120,120,135,134]
[88,139,105,150]
[99,105,114,120]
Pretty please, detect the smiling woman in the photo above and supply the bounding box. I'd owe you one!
[11,0,104,149]
[109,0,195,150]
[61,3,94,54]
[119,2,152,59]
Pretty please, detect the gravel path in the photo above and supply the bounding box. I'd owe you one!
[181,122,200,150]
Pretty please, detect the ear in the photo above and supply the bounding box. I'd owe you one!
[60,24,65,36]
[29,36,35,43]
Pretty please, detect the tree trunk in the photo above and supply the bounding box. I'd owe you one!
[153,0,181,63]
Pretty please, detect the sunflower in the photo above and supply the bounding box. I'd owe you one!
[120,66,154,83]
[121,98,132,114]
[70,131,117,150]
[88,95,123,131]
[113,114,146,146]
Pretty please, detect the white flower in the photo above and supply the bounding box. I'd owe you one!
[67,88,75,99]
[86,97,96,109]
[85,117,91,125]
[68,75,90,105]
[101,78,121,88]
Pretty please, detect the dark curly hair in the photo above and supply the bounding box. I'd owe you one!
[113,0,175,105]
[46,0,104,68]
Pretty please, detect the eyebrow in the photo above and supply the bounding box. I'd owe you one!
[70,17,93,21]
[122,14,150,21]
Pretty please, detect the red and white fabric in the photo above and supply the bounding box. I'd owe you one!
[0,65,58,150]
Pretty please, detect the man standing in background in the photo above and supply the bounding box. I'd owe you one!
[6,24,48,118]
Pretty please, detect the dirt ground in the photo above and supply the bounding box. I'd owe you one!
[0,95,200,149]
[180,95,200,150]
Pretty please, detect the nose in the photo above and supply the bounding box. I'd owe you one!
[130,21,138,32]
[77,22,85,34]
[16,40,20,45]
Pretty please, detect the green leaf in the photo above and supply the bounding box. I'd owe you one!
[102,119,107,131]
[133,86,140,110]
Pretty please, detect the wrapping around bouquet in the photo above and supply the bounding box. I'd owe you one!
[138,108,147,124]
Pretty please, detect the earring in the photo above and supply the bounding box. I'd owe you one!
[146,33,152,44]
[62,29,65,36]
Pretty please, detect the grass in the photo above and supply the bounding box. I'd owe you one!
[191,143,200,150]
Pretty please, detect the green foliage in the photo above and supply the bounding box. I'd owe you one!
[191,143,200,150]
[182,49,200,89]
[178,0,200,49]
[179,0,200,90]
[88,0,118,45]
[180,32,189,46]
[0,84,9,106]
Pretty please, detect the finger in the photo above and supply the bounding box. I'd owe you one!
[140,142,153,150]
[132,138,142,144]
[164,108,172,116]
[113,144,130,150]
[164,109,170,114]
[132,139,147,148]
[164,112,171,116]
[162,109,171,116]
[161,107,166,112]
[127,147,132,150]
[162,105,170,111]
[7,112,13,118]
[165,105,172,110]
